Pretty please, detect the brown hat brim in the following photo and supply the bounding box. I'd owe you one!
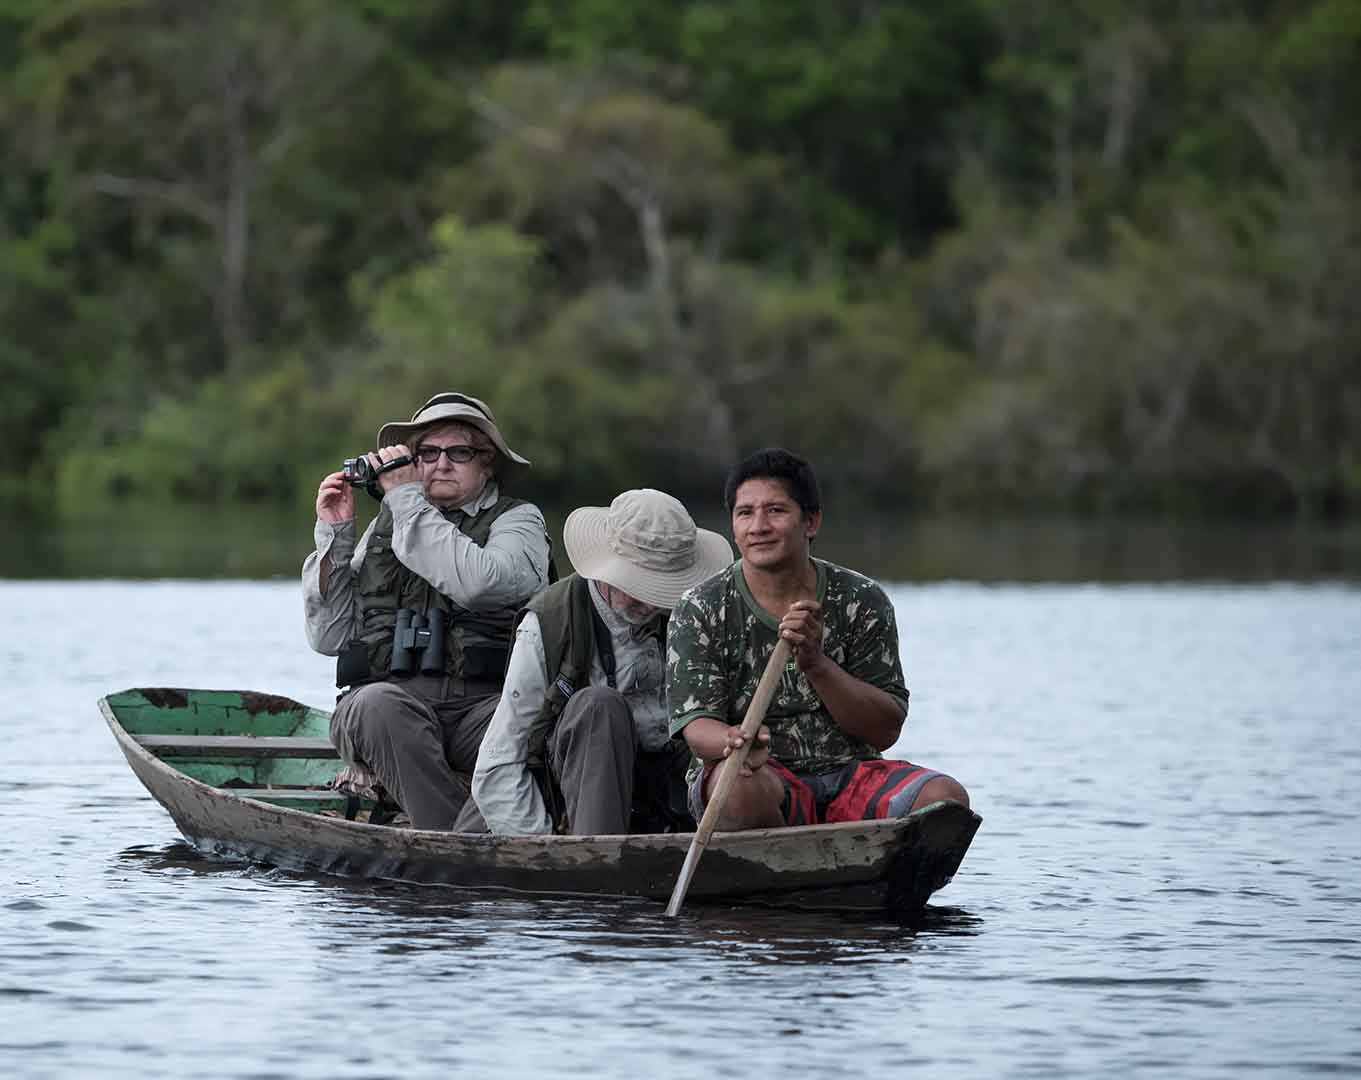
[376,395,530,485]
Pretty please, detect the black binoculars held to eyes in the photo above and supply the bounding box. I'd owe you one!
[390,608,446,676]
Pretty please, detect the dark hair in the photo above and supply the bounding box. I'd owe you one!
[723,448,821,516]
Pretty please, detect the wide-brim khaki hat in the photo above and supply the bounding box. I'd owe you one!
[376,392,531,486]
[563,489,733,610]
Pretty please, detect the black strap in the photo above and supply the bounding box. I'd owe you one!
[363,453,414,501]
[589,604,617,689]
[423,392,493,421]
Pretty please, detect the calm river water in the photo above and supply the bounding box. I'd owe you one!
[2,575,1359,1077]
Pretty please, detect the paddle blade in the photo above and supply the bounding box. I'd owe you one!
[664,837,706,916]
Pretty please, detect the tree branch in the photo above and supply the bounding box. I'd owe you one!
[85,173,220,230]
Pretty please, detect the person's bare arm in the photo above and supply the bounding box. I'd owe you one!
[779,600,904,751]
[680,715,772,777]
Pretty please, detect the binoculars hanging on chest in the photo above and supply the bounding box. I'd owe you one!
[390,608,446,676]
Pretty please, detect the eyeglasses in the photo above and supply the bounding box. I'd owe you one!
[414,444,490,465]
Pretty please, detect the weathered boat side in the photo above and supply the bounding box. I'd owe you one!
[102,688,981,913]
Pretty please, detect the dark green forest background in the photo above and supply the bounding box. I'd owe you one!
[3,0,1359,520]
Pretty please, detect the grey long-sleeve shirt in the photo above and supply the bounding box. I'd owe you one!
[301,481,550,656]
[472,581,668,835]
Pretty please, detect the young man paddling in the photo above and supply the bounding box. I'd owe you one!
[667,448,968,829]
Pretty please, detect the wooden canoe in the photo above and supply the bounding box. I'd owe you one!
[100,687,981,917]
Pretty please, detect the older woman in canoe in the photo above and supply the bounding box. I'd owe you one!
[302,392,551,830]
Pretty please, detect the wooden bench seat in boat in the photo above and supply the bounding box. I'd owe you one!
[216,788,365,812]
[132,734,339,759]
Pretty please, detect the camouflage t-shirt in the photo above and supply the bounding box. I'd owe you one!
[666,558,910,775]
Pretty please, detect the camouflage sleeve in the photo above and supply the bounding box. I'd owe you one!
[844,582,911,717]
[666,589,729,736]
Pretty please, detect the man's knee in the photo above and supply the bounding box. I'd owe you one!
[551,686,634,779]
[347,682,410,712]
[331,682,427,755]
[558,686,632,737]
[709,766,785,830]
[911,775,970,810]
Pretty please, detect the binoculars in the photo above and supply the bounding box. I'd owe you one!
[390,608,446,676]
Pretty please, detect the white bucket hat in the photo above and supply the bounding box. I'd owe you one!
[376,392,531,486]
[563,489,733,610]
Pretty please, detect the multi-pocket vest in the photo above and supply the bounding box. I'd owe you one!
[336,495,529,688]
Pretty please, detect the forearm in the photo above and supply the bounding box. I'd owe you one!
[679,715,738,764]
[802,658,904,751]
[386,485,547,610]
[302,519,359,655]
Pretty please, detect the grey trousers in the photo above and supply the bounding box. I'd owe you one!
[548,686,636,836]
[330,678,495,831]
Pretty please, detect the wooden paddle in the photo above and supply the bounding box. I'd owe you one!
[665,638,792,917]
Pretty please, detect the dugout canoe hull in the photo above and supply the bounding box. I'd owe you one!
[101,687,981,915]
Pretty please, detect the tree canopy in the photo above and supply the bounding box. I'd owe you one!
[4,0,1358,517]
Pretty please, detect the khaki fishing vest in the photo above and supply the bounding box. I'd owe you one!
[339,494,528,687]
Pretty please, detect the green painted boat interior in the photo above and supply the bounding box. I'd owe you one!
[106,688,328,738]
[106,688,356,805]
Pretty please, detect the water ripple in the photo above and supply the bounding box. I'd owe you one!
[4,579,1360,1079]
[1030,976,1213,988]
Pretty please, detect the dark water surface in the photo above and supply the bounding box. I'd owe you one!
[2,580,1359,1077]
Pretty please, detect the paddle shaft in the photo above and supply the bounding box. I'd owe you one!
[664,638,792,917]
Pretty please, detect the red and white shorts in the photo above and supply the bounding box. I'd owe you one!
[690,757,949,825]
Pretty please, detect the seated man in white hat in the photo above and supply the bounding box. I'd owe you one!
[303,392,552,830]
[472,490,732,836]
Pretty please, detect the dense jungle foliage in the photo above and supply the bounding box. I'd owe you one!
[3,0,1359,517]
